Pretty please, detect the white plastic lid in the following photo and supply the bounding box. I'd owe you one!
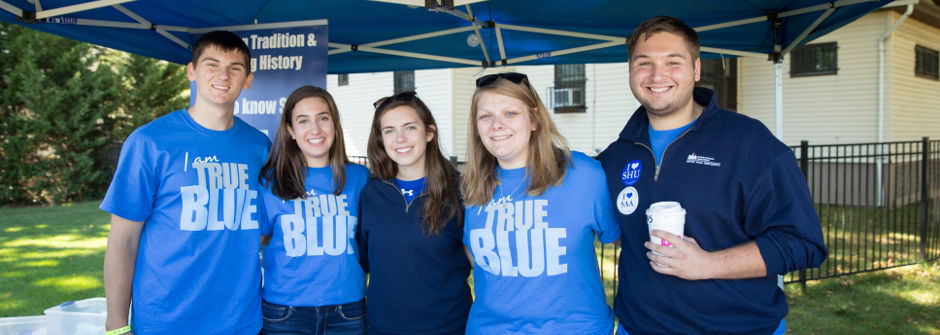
[646,201,685,215]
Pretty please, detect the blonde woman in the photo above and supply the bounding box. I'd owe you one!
[461,72,621,334]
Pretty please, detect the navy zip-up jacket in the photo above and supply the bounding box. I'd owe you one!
[597,87,827,335]
[357,176,471,335]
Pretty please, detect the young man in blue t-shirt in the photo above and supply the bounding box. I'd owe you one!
[596,16,828,334]
[101,31,270,335]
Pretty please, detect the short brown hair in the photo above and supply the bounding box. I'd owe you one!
[192,30,252,73]
[627,16,700,61]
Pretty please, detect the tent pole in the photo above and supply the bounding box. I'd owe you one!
[464,5,492,65]
[33,0,135,20]
[774,62,784,140]
[0,1,24,16]
[782,6,835,55]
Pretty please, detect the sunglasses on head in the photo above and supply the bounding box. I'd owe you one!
[373,91,418,111]
[475,72,529,88]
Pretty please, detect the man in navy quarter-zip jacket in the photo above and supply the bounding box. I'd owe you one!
[596,16,827,335]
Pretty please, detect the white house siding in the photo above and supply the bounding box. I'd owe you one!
[589,63,639,154]
[328,69,456,158]
[413,69,457,158]
[739,13,887,146]
[327,72,392,158]
[739,55,776,132]
[451,67,517,161]
[516,63,637,156]
[889,12,940,142]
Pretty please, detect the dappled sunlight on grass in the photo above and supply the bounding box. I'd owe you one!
[36,275,101,291]
[20,259,60,268]
[5,247,102,260]
[785,260,939,334]
[900,289,938,306]
[3,235,107,249]
[0,298,25,313]
[1,270,28,278]
[0,201,109,316]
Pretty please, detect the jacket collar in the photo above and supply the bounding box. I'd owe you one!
[618,87,720,144]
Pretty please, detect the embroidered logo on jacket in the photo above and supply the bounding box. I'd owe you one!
[686,153,721,167]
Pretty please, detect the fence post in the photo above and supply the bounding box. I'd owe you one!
[921,137,929,261]
[800,140,809,291]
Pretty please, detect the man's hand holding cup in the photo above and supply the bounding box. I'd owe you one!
[645,232,715,280]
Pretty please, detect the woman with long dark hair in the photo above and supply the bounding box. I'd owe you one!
[357,91,471,335]
[258,85,369,335]
[461,73,621,334]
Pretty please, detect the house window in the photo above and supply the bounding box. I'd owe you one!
[394,71,414,94]
[698,58,738,111]
[790,42,838,77]
[550,64,586,113]
[915,45,939,80]
[337,73,349,86]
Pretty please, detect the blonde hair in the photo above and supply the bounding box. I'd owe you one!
[460,75,571,206]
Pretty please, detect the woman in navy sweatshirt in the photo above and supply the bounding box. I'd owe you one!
[357,91,471,335]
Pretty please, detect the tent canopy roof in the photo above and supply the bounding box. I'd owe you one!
[0,0,894,73]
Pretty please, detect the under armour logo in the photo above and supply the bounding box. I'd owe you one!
[401,189,414,196]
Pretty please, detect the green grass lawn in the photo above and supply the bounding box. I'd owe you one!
[0,201,109,316]
[785,261,939,334]
[1,201,937,335]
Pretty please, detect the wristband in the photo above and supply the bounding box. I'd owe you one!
[105,325,132,335]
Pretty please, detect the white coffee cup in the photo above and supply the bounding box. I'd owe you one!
[646,201,686,256]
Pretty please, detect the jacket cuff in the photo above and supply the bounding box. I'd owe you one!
[754,235,786,276]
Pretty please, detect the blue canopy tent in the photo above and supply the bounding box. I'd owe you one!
[0,0,894,71]
[0,0,898,136]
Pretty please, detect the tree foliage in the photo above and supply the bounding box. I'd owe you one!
[0,22,188,205]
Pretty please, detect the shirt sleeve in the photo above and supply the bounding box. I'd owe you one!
[748,153,828,275]
[99,131,158,222]
[588,158,622,244]
[258,188,275,237]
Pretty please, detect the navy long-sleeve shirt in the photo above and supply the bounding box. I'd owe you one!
[358,176,471,335]
[596,87,827,335]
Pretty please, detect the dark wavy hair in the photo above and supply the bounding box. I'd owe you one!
[259,86,349,199]
[367,91,460,236]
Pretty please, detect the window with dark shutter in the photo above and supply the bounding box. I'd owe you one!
[790,42,838,77]
[550,64,586,113]
[915,45,939,81]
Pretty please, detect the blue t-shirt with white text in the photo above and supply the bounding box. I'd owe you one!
[100,109,270,335]
[463,151,620,335]
[259,164,369,306]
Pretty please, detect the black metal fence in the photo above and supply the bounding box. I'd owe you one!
[785,137,940,285]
